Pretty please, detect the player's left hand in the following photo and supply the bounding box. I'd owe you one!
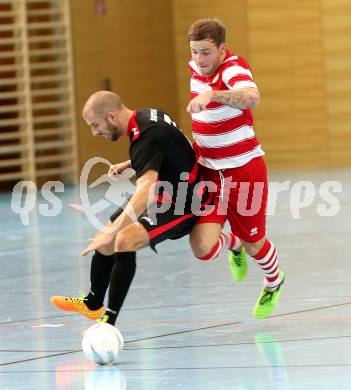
[186,91,213,113]
[81,230,115,256]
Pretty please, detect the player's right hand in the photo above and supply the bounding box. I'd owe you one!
[108,160,131,176]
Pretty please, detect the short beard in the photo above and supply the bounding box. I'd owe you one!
[110,127,119,141]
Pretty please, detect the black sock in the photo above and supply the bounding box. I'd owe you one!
[106,252,136,324]
[85,251,115,310]
[104,309,118,326]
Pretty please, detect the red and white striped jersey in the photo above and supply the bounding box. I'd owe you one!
[189,51,264,170]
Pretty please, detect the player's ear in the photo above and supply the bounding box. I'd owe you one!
[106,111,115,124]
[219,43,227,53]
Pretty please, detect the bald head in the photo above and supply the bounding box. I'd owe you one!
[82,91,133,142]
[82,90,123,119]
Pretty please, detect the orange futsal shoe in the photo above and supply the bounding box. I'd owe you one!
[50,293,104,321]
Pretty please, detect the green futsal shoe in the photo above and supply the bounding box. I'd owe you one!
[228,246,247,282]
[253,271,285,319]
[97,310,117,326]
[97,314,109,324]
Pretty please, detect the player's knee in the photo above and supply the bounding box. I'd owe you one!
[114,226,146,252]
[115,229,134,252]
[243,237,266,256]
[97,245,114,256]
[190,236,216,260]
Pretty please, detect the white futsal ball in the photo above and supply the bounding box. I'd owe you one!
[82,323,124,365]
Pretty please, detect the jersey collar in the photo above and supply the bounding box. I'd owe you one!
[127,110,137,138]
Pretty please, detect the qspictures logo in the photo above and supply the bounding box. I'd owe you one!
[10,157,343,229]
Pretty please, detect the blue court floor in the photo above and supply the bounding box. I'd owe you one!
[0,168,351,389]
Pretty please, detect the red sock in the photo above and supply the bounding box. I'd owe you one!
[198,232,241,261]
[252,239,281,289]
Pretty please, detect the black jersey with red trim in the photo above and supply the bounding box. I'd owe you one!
[127,109,201,206]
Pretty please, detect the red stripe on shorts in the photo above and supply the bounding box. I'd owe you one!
[148,213,194,240]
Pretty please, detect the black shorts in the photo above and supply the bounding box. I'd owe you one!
[110,201,199,252]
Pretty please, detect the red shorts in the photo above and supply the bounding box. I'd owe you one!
[197,156,268,243]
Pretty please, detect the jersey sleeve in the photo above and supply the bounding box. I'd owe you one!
[130,132,164,179]
[222,58,258,90]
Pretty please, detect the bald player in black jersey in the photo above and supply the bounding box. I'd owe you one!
[50,91,210,326]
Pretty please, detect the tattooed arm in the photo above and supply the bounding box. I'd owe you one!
[186,87,260,113]
[212,87,260,109]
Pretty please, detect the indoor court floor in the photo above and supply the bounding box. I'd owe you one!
[1,168,351,389]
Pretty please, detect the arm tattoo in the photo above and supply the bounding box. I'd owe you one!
[212,89,259,109]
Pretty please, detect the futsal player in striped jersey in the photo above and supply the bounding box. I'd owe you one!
[186,18,285,319]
